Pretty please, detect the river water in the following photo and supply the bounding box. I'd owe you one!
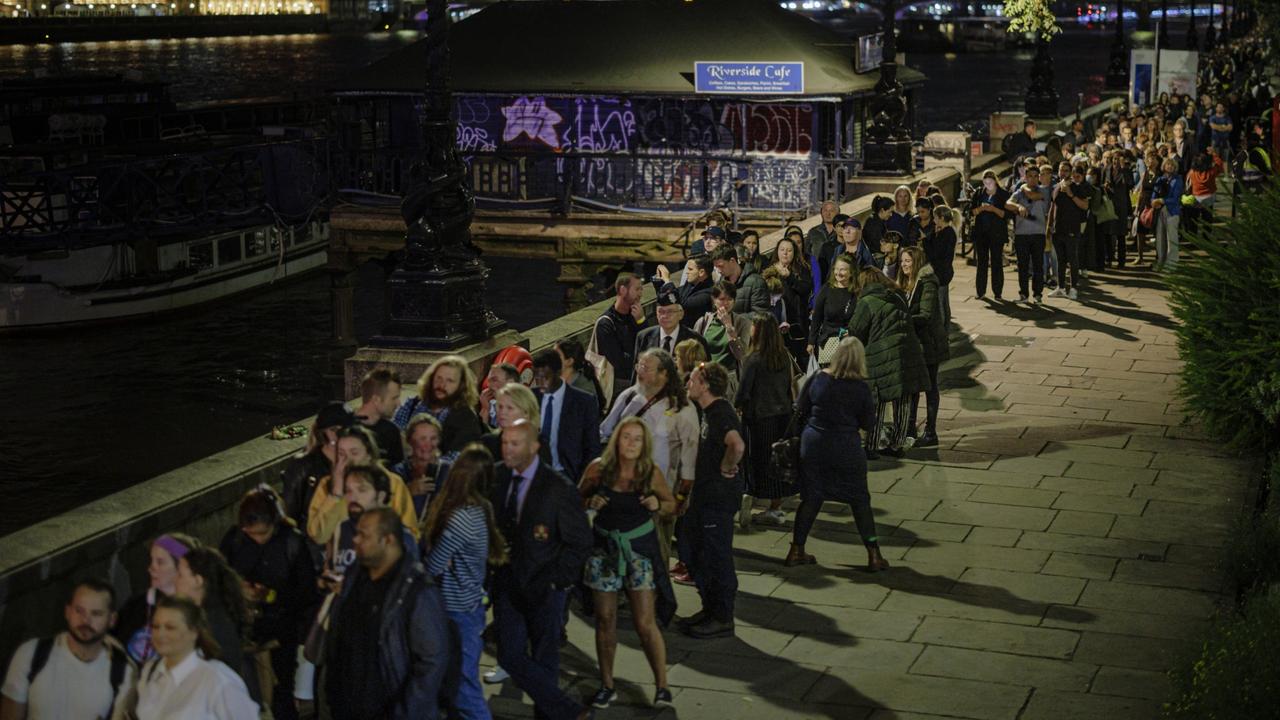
[0,21,1119,536]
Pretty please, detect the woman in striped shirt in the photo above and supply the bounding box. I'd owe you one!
[422,445,508,720]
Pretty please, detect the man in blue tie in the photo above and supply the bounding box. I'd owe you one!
[490,419,593,720]
[531,349,601,485]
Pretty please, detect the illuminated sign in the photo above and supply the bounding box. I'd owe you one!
[694,62,804,95]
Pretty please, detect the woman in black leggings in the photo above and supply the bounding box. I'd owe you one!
[783,337,889,572]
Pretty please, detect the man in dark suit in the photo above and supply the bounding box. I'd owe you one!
[634,285,710,361]
[490,419,593,720]
[531,349,601,484]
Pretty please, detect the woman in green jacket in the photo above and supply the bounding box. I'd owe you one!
[847,268,930,458]
[898,247,949,448]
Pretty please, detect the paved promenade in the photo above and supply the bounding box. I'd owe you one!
[484,257,1254,720]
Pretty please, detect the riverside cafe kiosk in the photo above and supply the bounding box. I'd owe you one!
[330,0,926,220]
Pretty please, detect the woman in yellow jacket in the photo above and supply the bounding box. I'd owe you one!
[306,424,417,544]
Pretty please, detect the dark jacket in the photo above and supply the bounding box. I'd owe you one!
[905,216,934,248]
[281,450,331,531]
[595,305,648,388]
[634,324,710,360]
[324,554,451,720]
[731,263,770,315]
[906,265,950,365]
[490,461,593,606]
[808,285,856,349]
[393,399,487,456]
[735,353,795,421]
[536,383,602,484]
[675,279,714,328]
[847,283,930,399]
[220,523,320,645]
[923,226,957,286]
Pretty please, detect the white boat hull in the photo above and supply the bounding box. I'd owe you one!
[1,224,329,330]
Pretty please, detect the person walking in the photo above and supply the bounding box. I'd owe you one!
[736,314,798,528]
[897,247,948,448]
[847,269,930,458]
[422,446,509,720]
[489,420,593,720]
[579,418,677,710]
[783,338,888,572]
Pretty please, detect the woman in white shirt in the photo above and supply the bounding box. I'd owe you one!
[126,595,258,720]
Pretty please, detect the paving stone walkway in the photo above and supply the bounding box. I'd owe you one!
[483,257,1256,720]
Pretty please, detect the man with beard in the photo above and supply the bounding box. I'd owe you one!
[2,579,135,720]
[324,507,450,720]
[325,464,416,587]
[393,355,487,455]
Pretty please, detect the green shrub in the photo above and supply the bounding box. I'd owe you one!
[1164,590,1280,720]
[1222,461,1280,596]
[1168,181,1280,450]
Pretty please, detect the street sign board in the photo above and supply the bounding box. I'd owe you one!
[856,33,884,74]
[694,62,804,95]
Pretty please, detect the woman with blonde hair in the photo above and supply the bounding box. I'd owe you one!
[924,203,959,323]
[784,337,885,571]
[423,444,508,719]
[673,337,708,381]
[898,246,948,447]
[579,417,677,709]
[478,383,551,469]
[886,184,914,236]
[392,355,486,454]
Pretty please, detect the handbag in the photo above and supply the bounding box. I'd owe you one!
[816,296,855,367]
[1139,206,1156,229]
[768,374,814,490]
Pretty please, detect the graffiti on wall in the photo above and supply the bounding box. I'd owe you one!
[454,95,816,156]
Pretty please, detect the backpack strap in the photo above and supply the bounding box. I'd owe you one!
[26,636,55,686]
[107,644,132,708]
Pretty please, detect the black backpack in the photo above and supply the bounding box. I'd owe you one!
[27,636,131,711]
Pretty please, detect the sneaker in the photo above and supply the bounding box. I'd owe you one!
[676,609,709,629]
[754,509,787,525]
[1068,287,1078,300]
[738,493,753,530]
[1049,288,1067,298]
[879,446,905,458]
[1016,294,1028,304]
[483,666,509,684]
[976,293,986,300]
[653,688,674,707]
[915,431,940,447]
[590,687,616,709]
[1033,295,1042,304]
[993,295,1003,301]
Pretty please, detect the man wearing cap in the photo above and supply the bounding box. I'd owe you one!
[282,401,353,530]
[805,200,839,261]
[970,169,1012,300]
[689,226,725,257]
[710,245,769,315]
[830,216,875,270]
[635,286,711,360]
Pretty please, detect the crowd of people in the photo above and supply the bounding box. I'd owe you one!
[4,25,1274,720]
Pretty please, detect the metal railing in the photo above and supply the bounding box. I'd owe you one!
[1,137,329,249]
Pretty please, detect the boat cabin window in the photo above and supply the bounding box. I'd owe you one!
[245,230,268,258]
[188,242,213,270]
[218,235,242,265]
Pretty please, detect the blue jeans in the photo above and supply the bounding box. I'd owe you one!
[448,606,491,720]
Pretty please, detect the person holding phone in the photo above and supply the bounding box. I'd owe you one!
[970,170,1012,301]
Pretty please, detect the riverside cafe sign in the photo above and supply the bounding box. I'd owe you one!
[695,62,805,94]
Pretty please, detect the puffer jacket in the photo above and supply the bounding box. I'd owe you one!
[847,282,930,399]
[732,262,771,315]
[906,265,950,365]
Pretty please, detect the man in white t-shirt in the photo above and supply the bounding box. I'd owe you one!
[1,579,135,720]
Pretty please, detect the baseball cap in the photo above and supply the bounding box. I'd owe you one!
[317,401,354,429]
[702,226,725,239]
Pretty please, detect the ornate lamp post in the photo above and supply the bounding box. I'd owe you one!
[1006,0,1060,118]
[1106,0,1130,90]
[1186,0,1199,50]
[372,0,506,349]
[861,0,912,174]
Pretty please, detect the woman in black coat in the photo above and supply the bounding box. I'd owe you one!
[924,204,959,324]
[806,254,858,365]
[785,337,888,572]
[764,235,813,367]
[898,247,950,448]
